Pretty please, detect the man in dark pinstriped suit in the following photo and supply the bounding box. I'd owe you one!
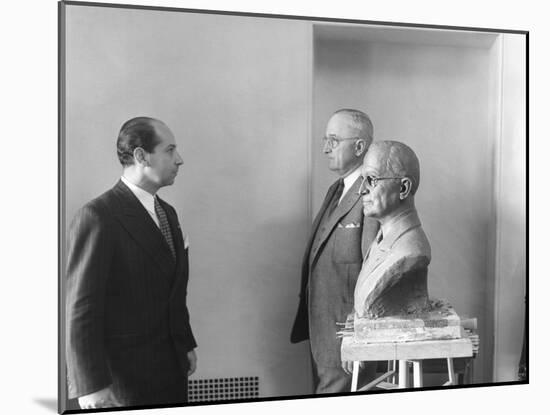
[65,117,197,409]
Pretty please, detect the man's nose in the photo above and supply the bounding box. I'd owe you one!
[357,180,369,195]
[175,151,183,165]
[323,141,332,153]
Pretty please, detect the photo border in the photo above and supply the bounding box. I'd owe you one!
[58,1,529,413]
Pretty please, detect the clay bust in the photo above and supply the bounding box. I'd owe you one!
[353,140,431,318]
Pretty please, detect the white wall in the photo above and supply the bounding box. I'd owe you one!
[493,34,527,381]
[63,5,313,398]
[313,26,501,383]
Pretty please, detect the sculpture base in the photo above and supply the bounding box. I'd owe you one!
[353,299,461,343]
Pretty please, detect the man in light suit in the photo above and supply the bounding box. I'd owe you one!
[291,109,379,394]
[66,117,197,409]
[354,140,431,319]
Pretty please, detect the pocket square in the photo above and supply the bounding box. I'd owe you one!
[177,224,190,249]
[337,222,361,229]
[183,232,190,249]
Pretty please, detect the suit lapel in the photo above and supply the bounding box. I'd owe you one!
[111,181,176,278]
[363,244,388,275]
[302,180,341,266]
[309,177,362,266]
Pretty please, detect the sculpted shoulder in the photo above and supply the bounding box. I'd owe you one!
[391,225,431,263]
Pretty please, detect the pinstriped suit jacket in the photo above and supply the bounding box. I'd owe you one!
[65,180,196,404]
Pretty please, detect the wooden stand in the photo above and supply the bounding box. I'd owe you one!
[341,336,473,391]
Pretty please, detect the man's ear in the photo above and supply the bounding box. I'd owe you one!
[355,139,367,157]
[133,147,149,166]
[399,178,412,200]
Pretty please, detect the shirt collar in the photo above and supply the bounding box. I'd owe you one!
[121,176,156,214]
[340,165,362,199]
[343,165,362,189]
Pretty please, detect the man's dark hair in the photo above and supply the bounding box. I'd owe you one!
[116,116,162,166]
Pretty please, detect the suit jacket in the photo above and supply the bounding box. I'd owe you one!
[65,180,197,405]
[354,209,431,318]
[290,177,379,367]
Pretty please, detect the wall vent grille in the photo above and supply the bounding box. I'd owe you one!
[188,376,259,402]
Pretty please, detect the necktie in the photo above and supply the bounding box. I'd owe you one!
[364,229,383,264]
[327,178,345,217]
[376,228,383,244]
[154,197,176,260]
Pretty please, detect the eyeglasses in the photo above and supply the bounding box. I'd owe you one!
[357,175,403,194]
[322,135,360,149]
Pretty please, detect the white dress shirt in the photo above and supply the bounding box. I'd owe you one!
[120,176,190,249]
[338,165,362,204]
[120,176,160,228]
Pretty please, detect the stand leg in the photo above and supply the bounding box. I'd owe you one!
[398,360,409,388]
[464,358,474,384]
[412,360,423,387]
[351,361,360,392]
[388,360,396,384]
[446,358,455,385]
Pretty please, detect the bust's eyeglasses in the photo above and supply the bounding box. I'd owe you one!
[357,175,403,194]
[322,135,360,149]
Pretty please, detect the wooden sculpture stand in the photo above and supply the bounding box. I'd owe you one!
[341,336,474,391]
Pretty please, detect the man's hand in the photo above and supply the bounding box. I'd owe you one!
[77,386,122,409]
[341,360,364,376]
[187,349,197,376]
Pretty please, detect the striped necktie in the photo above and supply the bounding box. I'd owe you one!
[154,197,176,260]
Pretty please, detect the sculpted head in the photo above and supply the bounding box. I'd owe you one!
[359,140,420,221]
[323,109,373,177]
[117,116,183,193]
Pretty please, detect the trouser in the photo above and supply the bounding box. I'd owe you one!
[113,373,188,407]
[311,358,377,394]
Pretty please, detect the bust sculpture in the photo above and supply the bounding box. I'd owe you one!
[354,140,431,319]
